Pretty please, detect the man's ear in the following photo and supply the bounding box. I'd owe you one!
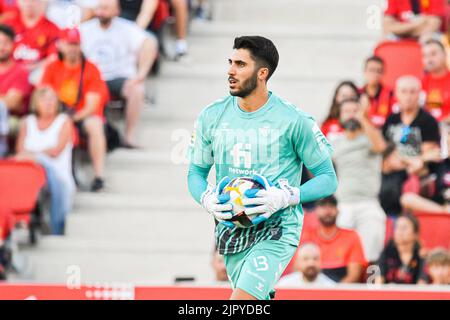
[258,67,269,81]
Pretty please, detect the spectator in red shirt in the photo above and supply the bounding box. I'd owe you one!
[375,214,425,284]
[0,0,18,23]
[0,24,32,116]
[0,24,32,156]
[40,28,108,192]
[383,0,446,40]
[3,0,60,83]
[421,39,450,122]
[360,56,395,128]
[300,195,367,283]
[321,81,360,143]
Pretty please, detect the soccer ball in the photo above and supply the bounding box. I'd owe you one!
[220,177,266,228]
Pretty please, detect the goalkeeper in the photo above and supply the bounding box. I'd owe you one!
[187,36,338,300]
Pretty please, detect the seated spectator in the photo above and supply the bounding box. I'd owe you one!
[211,248,228,282]
[277,243,335,287]
[383,0,446,40]
[0,24,32,151]
[360,56,395,128]
[119,0,158,30]
[321,80,360,143]
[421,39,450,122]
[400,127,450,213]
[379,143,410,216]
[46,0,98,29]
[383,76,441,162]
[2,0,60,83]
[301,196,367,283]
[419,247,450,284]
[15,86,75,235]
[332,98,387,263]
[0,0,18,23]
[375,213,425,284]
[40,28,108,192]
[80,0,158,147]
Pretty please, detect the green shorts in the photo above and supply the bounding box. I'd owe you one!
[223,239,297,300]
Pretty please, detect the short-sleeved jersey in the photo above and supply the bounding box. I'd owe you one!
[300,227,367,282]
[40,59,110,118]
[3,15,60,65]
[422,71,450,122]
[188,92,333,255]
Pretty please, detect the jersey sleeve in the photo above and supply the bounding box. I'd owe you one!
[293,115,333,170]
[187,110,214,168]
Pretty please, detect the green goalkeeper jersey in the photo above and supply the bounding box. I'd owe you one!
[188,92,333,255]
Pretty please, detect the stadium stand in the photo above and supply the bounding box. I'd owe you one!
[0,0,448,295]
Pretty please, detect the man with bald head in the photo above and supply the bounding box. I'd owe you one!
[80,0,158,147]
[382,76,441,166]
[276,243,335,287]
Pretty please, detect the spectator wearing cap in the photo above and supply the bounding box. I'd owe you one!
[15,86,75,235]
[80,0,158,148]
[419,247,450,285]
[332,98,387,263]
[359,56,395,128]
[375,214,425,284]
[277,243,335,288]
[40,27,109,192]
[321,81,360,144]
[421,39,450,123]
[2,0,60,82]
[300,196,367,283]
[383,0,446,40]
[0,24,32,156]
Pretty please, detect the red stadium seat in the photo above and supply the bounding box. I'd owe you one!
[0,160,46,225]
[414,211,450,250]
[374,40,424,88]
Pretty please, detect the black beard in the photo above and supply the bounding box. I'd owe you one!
[99,17,113,27]
[0,55,10,63]
[230,71,258,98]
[318,215,336,227]
[302,267,320,282]
[340,119,362,132]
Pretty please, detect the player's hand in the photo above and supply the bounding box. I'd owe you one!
[242,174,300,225]
[201,176,235,228]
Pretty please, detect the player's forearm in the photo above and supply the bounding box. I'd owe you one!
[187,163,212,204]
[299,158,338,203]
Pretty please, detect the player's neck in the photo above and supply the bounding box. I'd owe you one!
[238,87,269,113]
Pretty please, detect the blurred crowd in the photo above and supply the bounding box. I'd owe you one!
[212,0,450,287]
[0,0,210,280]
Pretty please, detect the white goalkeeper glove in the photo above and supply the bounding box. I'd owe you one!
[242,174,300,225]
[200,176,235,228]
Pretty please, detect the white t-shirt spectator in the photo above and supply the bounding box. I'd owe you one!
[80,17,148,81]
[276,272,336,288]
